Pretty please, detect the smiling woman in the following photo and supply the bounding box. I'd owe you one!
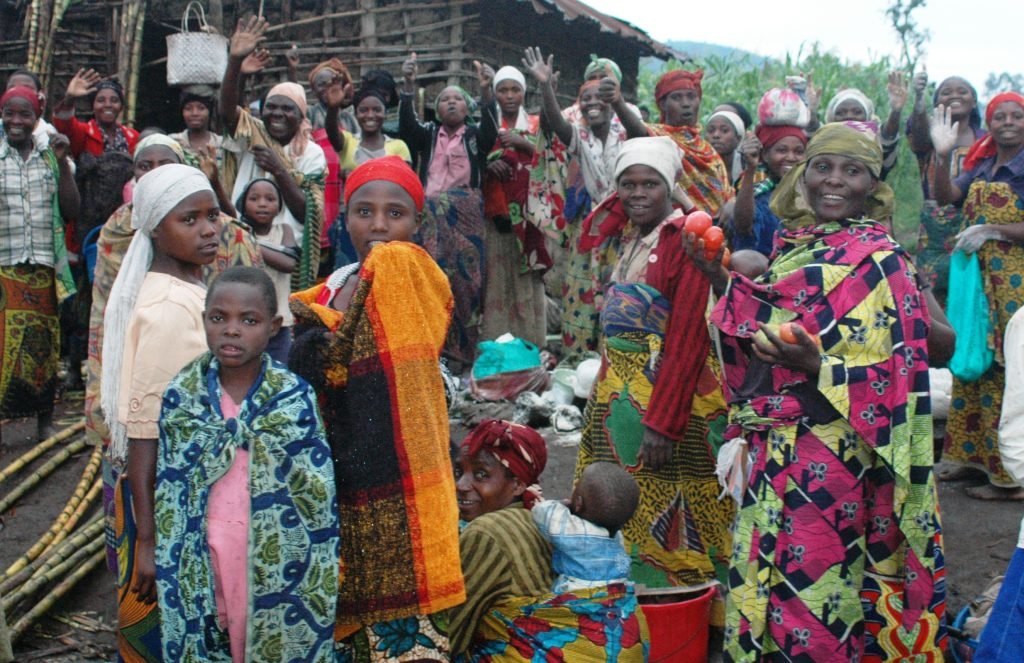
[702,122,946,660]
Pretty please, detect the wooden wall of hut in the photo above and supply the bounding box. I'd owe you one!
[2,0,653,131]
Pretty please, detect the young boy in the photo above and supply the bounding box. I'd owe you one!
[532,461,639,593]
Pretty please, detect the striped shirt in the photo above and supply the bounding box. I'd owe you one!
[449,504,554,654]
[0,137,56,267]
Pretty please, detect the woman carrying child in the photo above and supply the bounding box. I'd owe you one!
[100,164,223,660]
[451,419,648,661]
[289,156,464,661]
[398,52,496,363]
[156,267,338,662]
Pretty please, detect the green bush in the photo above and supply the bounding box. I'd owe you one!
[639,45,923,252]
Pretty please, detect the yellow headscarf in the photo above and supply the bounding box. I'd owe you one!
[770,122,894,229]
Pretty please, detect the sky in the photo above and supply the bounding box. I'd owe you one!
[585,0,1012,97]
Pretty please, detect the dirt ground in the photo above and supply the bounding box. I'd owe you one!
[1,393,1020,662]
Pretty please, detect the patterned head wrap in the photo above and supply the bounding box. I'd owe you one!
[94,79,125,104]
[613,136,683,187]
[343,155,424,211]
[754,124,807,149]
[654,69,703,104]
[434,85,477,124]
[758,87,810,128]
[963,91,1024,172]
[493,66,526,91]
[461,419,547,508]
[585,56,622,82]
[265,82,312,157]
[825,88,876,123]
[770,122,894,230]
[102,164,215,461]
[0,85,41,116]
[133,133,186,164]
[308,58,352,89]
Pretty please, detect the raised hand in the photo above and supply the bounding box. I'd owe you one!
[522,47,554,85]
[913,65,929,110]
[597,76,620,105]
[473,60,494,90]
[65,68,101,98]
[804,72,821,114]
[252,144,285,178]
[230,15,268,59]
[928,104,959,156]
[285,44,300,68]
[324,79,354,109]
[887,71,909,113]
[738,131,762,169]
[50,134,70,161]
[241,48,271,75]
[402,52,418,84]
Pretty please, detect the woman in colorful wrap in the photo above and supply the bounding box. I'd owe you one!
[52,70,138,158]
[522,47,649,362]
[155,267,339,662]
[0,86,77,441]
[101,164,224,661]
[701,122,945,661]
[477,63,548,346]
[646,69,733,218]
[323,68,411,266]
[399,52,496,363]
[575,137,734,611]
[83,137,261,573]
[931,91,1024,500]
[728,91,808,258]
[907,71,985,305]
[451,419,649,662]
[289,156,465,661]
[220,16,326,291]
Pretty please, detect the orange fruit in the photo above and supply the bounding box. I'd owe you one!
[779,322,801,344]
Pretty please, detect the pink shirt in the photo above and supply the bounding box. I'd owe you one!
[425,125,470,197]
[209,388,249,663]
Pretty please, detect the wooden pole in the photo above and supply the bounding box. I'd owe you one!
[0,587,12,663]
[359,0,377,79]
[448,3,464,89]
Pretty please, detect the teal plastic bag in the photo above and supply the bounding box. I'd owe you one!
[947,250,994,381]
[472,337,542,380]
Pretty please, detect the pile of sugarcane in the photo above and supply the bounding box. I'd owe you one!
[116,0,148,127]
[22,0,76,90]
[0,420,107,645]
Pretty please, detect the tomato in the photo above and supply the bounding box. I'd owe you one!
[721,248,731,268]
[683,210,713,237]
[779,322,801,344]
[702,226,724,253]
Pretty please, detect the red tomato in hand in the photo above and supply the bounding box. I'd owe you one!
[702,225,725,254]
[721,248,731,268]
[684,211,713,237]
[779,322,801,344]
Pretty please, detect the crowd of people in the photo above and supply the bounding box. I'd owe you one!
[3,10,1024,662]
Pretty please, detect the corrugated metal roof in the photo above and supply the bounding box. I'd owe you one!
[525,0,688,60]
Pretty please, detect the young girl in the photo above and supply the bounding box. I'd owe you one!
[235,178,297,362]
[290,156,464,662]
[155,266,338,662]
[399,52,496,364]
[100,163,222,661]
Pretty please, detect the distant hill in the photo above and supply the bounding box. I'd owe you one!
[642,40,768,72]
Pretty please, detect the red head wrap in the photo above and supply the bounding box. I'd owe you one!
[343,155,424,211]
[0,86,41,117]
[963,91,1024,172]
[461,419,547,508]
[654,69,703,104]
[754,124,808,149]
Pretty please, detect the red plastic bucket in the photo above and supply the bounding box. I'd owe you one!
[640,586,716,662]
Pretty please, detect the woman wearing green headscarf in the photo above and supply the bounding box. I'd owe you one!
[692,123,946,661]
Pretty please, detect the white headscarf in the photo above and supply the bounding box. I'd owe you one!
[613,136,683,187]
[825,89,878,124]
[102,164,214,460]
[707,110,745,137]
[492,66,531,131]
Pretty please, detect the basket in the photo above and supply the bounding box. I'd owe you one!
[166,1,228,86]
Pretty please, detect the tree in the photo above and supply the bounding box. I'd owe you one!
[984,72,1024,98]
[886,0,929,73]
